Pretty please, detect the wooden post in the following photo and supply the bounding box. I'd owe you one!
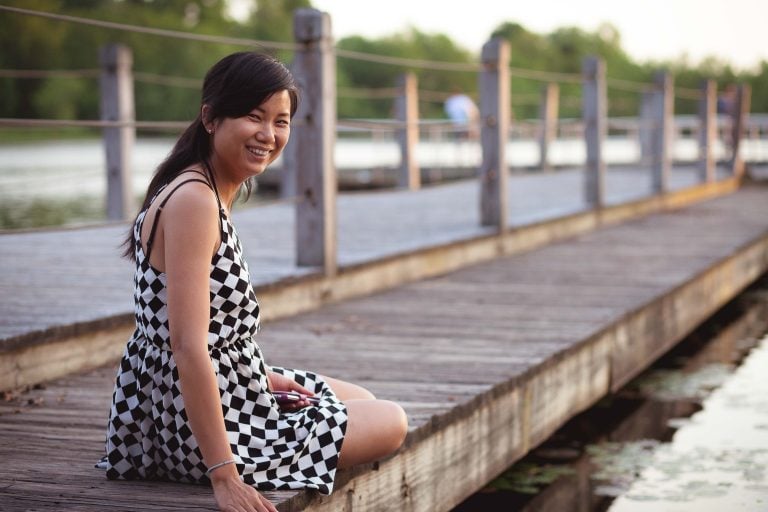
[395,72,420,190]
[478,37,510,229]
[99,44,134,221]
[582,56,606,207]
[651,70,673,194]
[291,9,337,274]
[538,82,559,172]
[730,83,751,178]
[639,90,654,163]
[279,58,297,200]
[698,79,717,183]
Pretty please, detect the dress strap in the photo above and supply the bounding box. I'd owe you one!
[144,178,215,261]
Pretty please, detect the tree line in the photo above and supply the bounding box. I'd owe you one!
[1,0,766,131]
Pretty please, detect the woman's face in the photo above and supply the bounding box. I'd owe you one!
[209,90,292,181]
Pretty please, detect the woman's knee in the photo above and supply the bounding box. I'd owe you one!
[372,400,408,453]
[339,399,408,468]
[388,401,408,449]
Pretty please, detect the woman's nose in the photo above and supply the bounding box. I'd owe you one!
[256,124,274,143]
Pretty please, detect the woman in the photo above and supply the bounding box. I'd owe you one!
[103,52,408,512]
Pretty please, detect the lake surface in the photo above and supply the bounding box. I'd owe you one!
[0,135,762,229]
[0,135,745,201]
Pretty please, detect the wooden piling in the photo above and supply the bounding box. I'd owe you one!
[730,83,752,177]
[538,83,559,172]
[291,9,337,275]
[395,72,420,190]
[99,44,134,221]
[651,71,673,194]
[698,79,717,183]
[479,37,510,229]
[639,90,654,164]
[582,56,606,207]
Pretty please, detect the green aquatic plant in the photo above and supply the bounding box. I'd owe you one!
[0,196,104,230]
[487,462,575,494]
[586,439,661,495]
[632,363,733,402]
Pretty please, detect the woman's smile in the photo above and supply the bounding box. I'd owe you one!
[208,89,292,185]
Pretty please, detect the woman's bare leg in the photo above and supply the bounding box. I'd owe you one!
[337,399,408,469]
[321,375,408,469]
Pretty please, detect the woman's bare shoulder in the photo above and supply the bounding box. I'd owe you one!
[162,171,217,215]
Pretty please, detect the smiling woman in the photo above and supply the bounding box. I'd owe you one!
[203,91,291,185]
[101,52,408,512]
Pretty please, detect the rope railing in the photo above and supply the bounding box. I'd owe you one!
[674,86,705,101]
[0,2,738,113]
[508,66,582,84]
[1,3,697,101]
[0,68,100,79]
[133,72,201,89]
[336,87,400,99]
[0,116,477,137]
[417,89,457,103]
[4,113,744,135]
[0,68,203,89]
[334,48,481,73]
[0,4,299,51]
[1,2,758,263]
[337,118,464,133]
[0,118,189,130]
[605,77,653,94]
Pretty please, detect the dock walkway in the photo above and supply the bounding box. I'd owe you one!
[2,169,767,511]
[0,166,724,346]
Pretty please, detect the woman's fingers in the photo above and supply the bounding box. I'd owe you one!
[213,477,276,512]
[253,489,276,512]
[259,495,278,512]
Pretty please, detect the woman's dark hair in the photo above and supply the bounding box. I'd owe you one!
[122,52,299,259]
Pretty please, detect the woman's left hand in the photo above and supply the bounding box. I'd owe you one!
[266,370,315,410]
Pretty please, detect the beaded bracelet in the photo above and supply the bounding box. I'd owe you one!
[206,459,236,475]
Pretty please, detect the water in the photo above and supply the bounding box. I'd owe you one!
[0,136,763,230]
[454,279,768,511]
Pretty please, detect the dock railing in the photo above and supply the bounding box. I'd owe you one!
[0,6,762,270]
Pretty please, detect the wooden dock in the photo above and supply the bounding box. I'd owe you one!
[1,169,767,511]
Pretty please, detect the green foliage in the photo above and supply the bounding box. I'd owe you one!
[1,0,242,124]
[490,21,651,118]
[336,28,476,119]
[33,76,90,119]
[0,0,765,127]
[246,0,312,42]
[749,61,768,113]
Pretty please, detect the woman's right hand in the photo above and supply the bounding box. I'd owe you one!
[211,466,277,512]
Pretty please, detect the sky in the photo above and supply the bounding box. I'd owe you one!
[302,0,766,72]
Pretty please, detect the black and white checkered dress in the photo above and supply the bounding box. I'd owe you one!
[104,179,348,494]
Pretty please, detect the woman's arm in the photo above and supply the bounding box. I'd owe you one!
[163,183,275,512]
